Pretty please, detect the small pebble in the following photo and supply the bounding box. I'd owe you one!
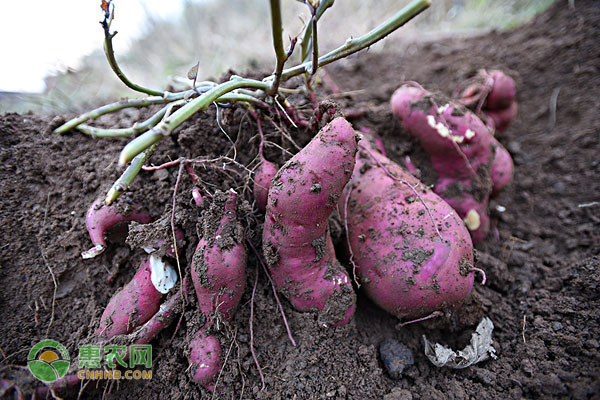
[379,339,414,380]
[552,321,564,331]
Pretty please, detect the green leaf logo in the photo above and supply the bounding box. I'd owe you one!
[27,340,71,383]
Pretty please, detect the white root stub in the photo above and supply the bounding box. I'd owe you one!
[150,254,178,294]
[426,115,464,143]
[463,209,481,231]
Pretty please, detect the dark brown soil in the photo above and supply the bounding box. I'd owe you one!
[1,1,599,399]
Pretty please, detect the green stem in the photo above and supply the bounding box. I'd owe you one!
[75,92,267,138]
[102,6,163,96]
[300,0,334,62]
[76,102,178,138]
[54,90,199,134]
[268,0,286,96]
[282,0,430,81]
[119,77,269,165]
[310,11,319,75]
[105,144,156,205]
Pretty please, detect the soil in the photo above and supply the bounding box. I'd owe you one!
[1,1,599,399]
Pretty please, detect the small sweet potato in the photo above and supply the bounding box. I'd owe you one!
[188,189,246,389]
[254,159,278,211]
[188,332,222,389]
[458,69,517,132]
[486,101,518,133]
[82,198,152,259]
[485,70,516,111]
[341,136,475,320]
[262,117,358,327]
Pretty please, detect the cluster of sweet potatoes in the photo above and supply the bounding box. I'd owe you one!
[260,74,515,326]
[48,72,513,395]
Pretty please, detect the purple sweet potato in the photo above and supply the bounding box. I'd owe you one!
[486,100,518,133]
[485,70,517,111]
[82,198,152,259]
[458,69,516,111]
[391,84,513,243]
[97,253,177,339]
[458,69,518,132]
[254,159,278,211]
[341,137,475,320]
[188,189,246,389]
[490,144,514,195]
[262,117,358,327]
[188,332,222,389]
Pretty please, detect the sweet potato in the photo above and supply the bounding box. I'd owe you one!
[188,189,246,389]
[97,253,177,339]
[262,117,358,327]
[391,84,513,243]
[484,70,516,111]
[254,159,278,211]
[458,69,517,132]
[341,136,475,320]
[486,101,518,133]
[188,332,222,389]
[82,198,152,259]
[490,144,514,195]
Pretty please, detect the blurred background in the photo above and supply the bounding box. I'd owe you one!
[0,0,555,114]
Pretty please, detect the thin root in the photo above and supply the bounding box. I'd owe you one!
[341,190,360,288]
[469,267,487,285]
[396,311,443,328]
[250,267,266,391]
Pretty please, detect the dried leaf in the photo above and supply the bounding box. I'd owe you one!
[101,0,110,12]
[423,317,497,369]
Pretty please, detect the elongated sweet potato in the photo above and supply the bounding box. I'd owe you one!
[391,84,513,243]
[188,189,246,389]
[97,253,177,339]
[262,117,358,327]
[341,136,475,320]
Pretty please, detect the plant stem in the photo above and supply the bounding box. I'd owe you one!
[76,102,180,138]
[105,144,156,205]
[54,90,199,134]
[300,0,334,62]
[282,0,430,81]
[268,0,286,96]
[119,77,270,165]
[102,4,163,96]
[310,9,319,75]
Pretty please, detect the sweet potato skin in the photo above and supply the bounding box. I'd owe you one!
[341,138,475,320]
[391,85,513,243]
[97,255,163,338]
[82,198,152,259]
[485,70,517,111]
[458,69,518,132]
[262,117,358,327]
[487,101,518,133]
[254,160,278,211]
